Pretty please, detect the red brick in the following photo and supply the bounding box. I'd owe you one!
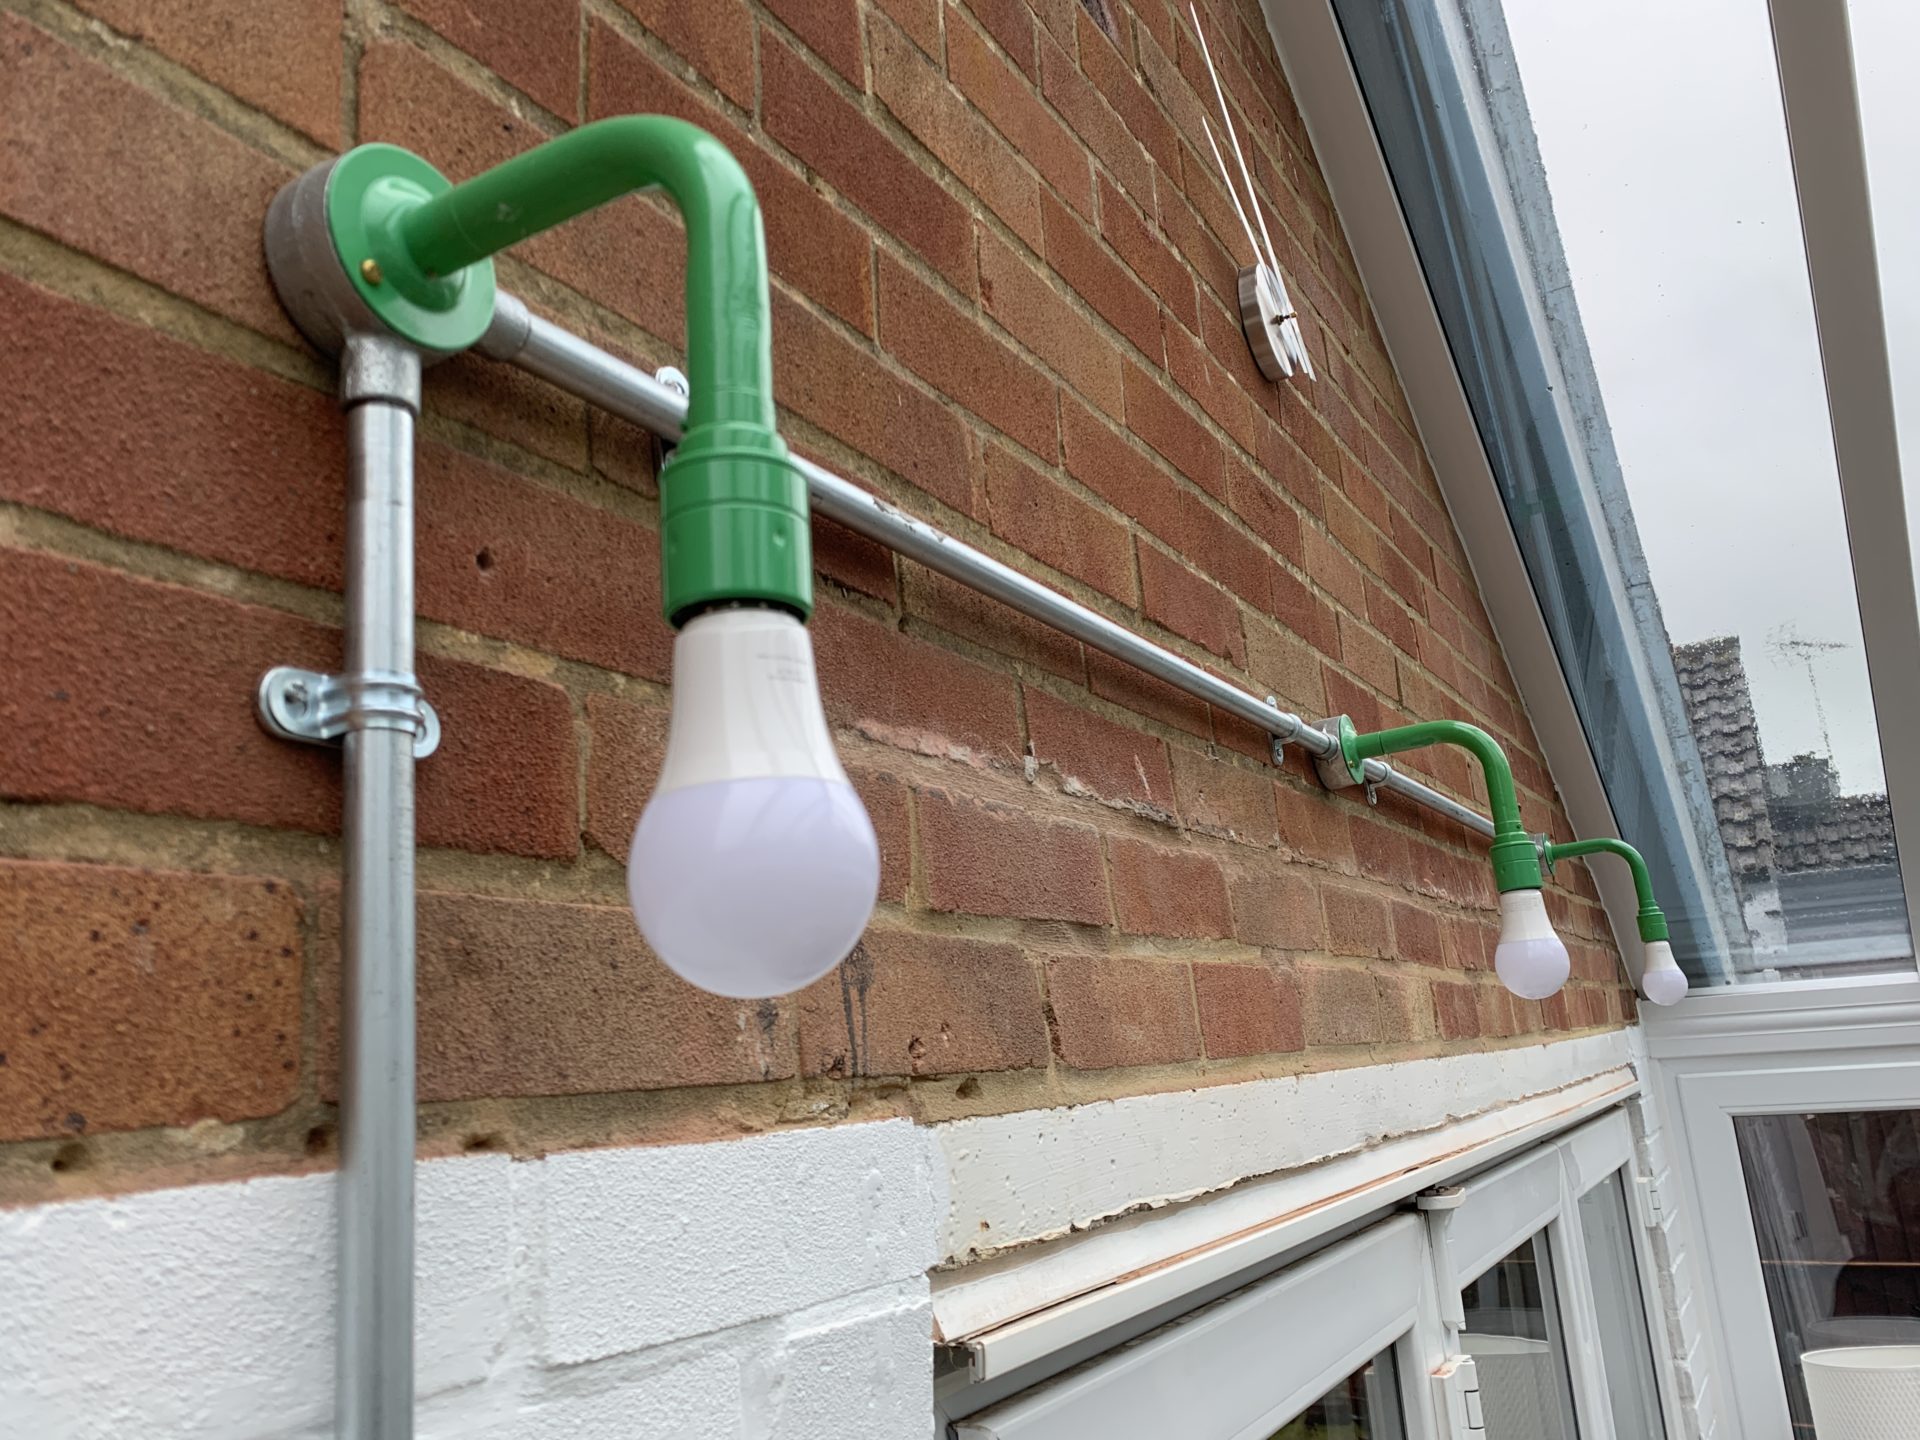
[1194,961,1304,1058]
[872,13,1042,249]
[612,0,754,107]
[1160,184,1239,315]
[1274,781,1354,868]
[851,768,914,903]
[583,693,668,862]
[874,0,941,54]
[1168,745,1278,846]
[1246,615,1325,720]
[813,602,1024,762]
[417,445,670,681]
[1229,867,1322,949]
[879,253,1059,461]
[1039,26,1155,206]
[1124,363,1224,494]
[399,0,580,116]
[1046,954,1199,1069]
[763,33,974,290]
[1392,901,1446,967]
[1098,174,1198,332]
[1139,542,1245,664]
[0,548,579,860]
[73,0,341,144]
[1044,192,1162,359]
[979,226,1125,419]
[428,346,591,473]
[904,563,1086,680]
[918,784,1109,923]
[0,276,343,590]
[772,290,972,514]
[1256,417,1325,518]
[1228,463,1305,566]
[1164,318,1255,456]
[1377,968,1434,1042]
[1074,8,1180,174]
[796,930,1048,1077]
[1366,579,1420,659]
[1348,814,1412,889]
[1109,835,1231,938]
[318,890,793,1101]
[1299,963,1382,1047]
[1323,886,1391,958]
[765,0,863,83]
[958,0,1037,77]
[1300,535,1364,627]
[948,12,1092,216]
[0,860,302,1141]
[1087,648,1210,737]
[360,42,686,349]
[1024,688,1174,812]
[1267,564,1344,652]
[0,18,297,342]
[589,25,875,333]
[1062,393,1186,536]
[1338,615,1398,699]
[813,512,900,603]
[1433,979,1482,1040]
[985,445,1135,601]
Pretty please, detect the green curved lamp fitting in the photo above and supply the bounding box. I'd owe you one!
[320,117,809,625]
[1540,837,1670,943]
[1330,717,1543,893]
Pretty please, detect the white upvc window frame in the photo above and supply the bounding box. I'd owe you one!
[954,1215,1442,1440]
[954,1110,1672,1440]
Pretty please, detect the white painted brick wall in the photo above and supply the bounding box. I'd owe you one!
[0,1119,942,1440]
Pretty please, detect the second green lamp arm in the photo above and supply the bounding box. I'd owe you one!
[1541,837,1669,942]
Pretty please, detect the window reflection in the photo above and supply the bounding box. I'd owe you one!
[1266,1348,1405,1440]
[1460,1235,1580,1440]
[1736,1109,1920,1436]
[1578,1173,1667,1439]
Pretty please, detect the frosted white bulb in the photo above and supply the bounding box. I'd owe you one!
[1639,940,1689,1006]
[1493,888,1571,1000]
[628,608,879,998]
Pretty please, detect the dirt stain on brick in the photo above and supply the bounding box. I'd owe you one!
[836,942,876,1079]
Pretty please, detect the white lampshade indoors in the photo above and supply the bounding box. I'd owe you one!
[1638,940,1689,1006]
[1493,889,1572,999]
[628,607,880,998]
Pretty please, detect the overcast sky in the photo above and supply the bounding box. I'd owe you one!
[1500,0,1918,797]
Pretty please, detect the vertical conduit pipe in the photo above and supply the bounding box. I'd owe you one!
[336,336,424,1437]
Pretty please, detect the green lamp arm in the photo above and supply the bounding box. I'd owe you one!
[329,117,808,625]
[1338,718,1542,893]
[395,117,769,436]
[1542,837,1669,943]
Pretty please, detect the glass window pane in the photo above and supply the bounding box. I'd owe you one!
[1578,1172,1667,1439]
[1266,1347,1406,1440]
[1735,1109,1920,1434]
[1461,1234,1580,1440]
[1333,0,1914,985]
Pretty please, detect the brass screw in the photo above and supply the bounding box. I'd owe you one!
[360,257,384,285]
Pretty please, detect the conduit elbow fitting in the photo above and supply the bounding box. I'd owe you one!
[1322,716,1568,998]
[265,116,810,625]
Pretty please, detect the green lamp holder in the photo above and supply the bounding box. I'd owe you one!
[264,116,811,627]
[1315,715,1544,894]
[1535,834,1670,944]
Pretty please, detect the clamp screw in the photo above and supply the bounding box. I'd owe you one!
[360,258,384,285]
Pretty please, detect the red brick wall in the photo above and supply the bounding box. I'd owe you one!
[0,0,1631,1205]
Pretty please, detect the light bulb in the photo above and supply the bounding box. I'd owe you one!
[1638,940,1689,1006]
[1493,889,1571,999]
[628,607,879,998]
